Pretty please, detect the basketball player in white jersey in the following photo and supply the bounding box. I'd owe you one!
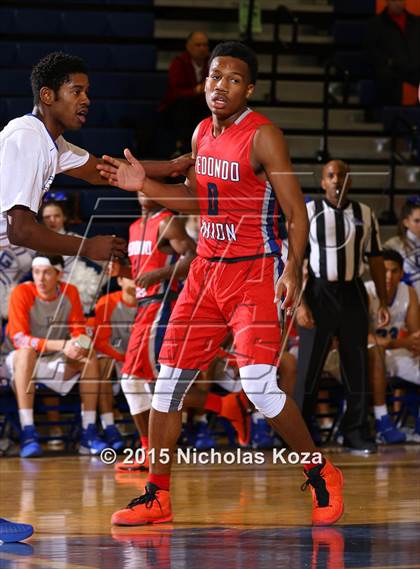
[0,52,192,259]
[366,249,420,443]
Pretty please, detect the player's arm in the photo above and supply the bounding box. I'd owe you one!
[367,256,390,328]
[65,154,195,185]
[93,298,125,362]
[97,128,201,213]
[252,124,308,308]
[135,217,196,289]
[7,206,126,261]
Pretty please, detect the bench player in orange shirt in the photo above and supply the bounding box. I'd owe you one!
[6,253,107,457]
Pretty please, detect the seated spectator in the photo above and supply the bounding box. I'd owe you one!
[5,253,106,458]
[367,0,420,106]
[366,249,420,443]
[93,273,138,451]
[159,31,210,155]
[41,200,105,314]
[385,197,420,301]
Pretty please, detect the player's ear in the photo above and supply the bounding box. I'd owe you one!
[246,83,254,100]
[39,86,55,106]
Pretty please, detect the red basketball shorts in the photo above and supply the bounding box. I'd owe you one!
[159,255,283,371]
[122,298,175,381]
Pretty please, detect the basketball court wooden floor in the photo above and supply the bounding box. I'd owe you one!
[1,446,419,569]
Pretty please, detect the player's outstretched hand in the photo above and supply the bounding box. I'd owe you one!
[98,149,146,191]
[169,153,195,177]
[82,235,127,261]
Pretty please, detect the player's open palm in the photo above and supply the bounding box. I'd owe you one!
[98,148,146,192]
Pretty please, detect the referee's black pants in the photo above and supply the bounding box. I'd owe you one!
[295,277,369,436]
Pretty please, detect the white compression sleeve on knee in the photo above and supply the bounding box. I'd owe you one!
[239,364,286,418]
[152,365,198,413]
[121,375,153,415]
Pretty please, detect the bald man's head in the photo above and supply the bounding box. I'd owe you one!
[186,31,209,64]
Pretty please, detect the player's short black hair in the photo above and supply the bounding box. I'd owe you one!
[31,52,88,104]
[383,248,404,269]
[209,41,258,84]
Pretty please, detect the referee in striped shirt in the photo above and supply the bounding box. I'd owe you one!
[295,160,389,453]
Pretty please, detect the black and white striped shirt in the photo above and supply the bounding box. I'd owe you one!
[306,199,382,281]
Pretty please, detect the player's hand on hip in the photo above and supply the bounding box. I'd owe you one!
[169,153,195,177]
[377,304,390,328]
[82,235,127,261]
[98,148,146,191]
[296,304,315,329]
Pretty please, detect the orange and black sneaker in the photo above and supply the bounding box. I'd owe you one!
[220,391,251,446]
[114,452,149,473]
[111,483,173,526]
[301,460,344,526]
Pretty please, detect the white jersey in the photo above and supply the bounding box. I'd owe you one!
[0,114,89,248]
[385,233,420,301]
[365,280,410,340]
[0,244,35,319]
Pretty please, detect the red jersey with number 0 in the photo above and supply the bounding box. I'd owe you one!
[195,108,283,259]
[128,209,179,300]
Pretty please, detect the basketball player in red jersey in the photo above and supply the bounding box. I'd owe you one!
[99,42,344,527]
[111,192,251,472]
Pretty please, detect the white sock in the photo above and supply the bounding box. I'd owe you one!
[374,405,388,420]
[82,410,96,429]
[100,412,114,429]
[19,409,34,428]
[252,411,264,423]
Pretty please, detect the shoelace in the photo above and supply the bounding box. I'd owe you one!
[127,485,162,511]
[300,468,329,507]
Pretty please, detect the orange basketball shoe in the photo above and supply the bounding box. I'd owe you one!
[301,460,344,526]
[114,451,149,473]
[220,391,251,446]
[111,483,173,526]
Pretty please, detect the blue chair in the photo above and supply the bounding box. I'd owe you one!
[332,21,369,48]
[63,43,110,70]
[107,12,154,38]
[333,0,375,15]
[16,42,63,67]
[0,70,30,96]
[0,43,17,67]
[14,9,62,35]
[61,11,110,36]
[5,98,33,121]
[0,9,14,34]
[105,100,158,127]
[109,44,157,71]
[66,128,135,157]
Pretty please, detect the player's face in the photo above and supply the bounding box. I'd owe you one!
[32,266,60,297]
[403,207,420,238]
[206,57,254,119]
[119,276,136,299]
[384,260,403,293]
[321,161,351,205]
[42,204,65,232]
[51,73,90,130]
